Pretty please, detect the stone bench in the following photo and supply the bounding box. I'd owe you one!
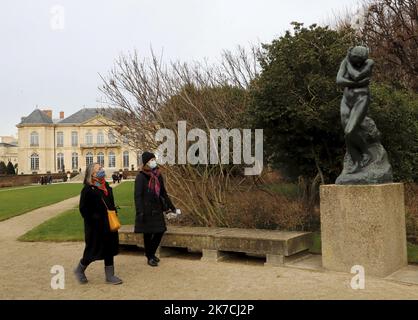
[119,225,313,266]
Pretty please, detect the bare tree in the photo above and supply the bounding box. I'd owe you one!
[335,0,418,91]
[99,47,265,227]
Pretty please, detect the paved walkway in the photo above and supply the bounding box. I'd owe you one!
[0,182,417,299]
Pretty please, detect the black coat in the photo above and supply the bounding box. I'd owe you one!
[79,182,119,261]
[134,171,175,234]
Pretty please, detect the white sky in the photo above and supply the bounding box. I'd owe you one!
[0,0,359,136]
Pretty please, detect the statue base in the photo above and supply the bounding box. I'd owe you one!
[320,183,407,277]
[336,116,393,185]
[336,143,393,185]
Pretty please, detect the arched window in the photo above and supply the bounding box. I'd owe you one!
[57,132,64,147]
[57,153,64,171]
[85,132,93,145]
[108,151,116,168]
[97,152,105,167]
[123,151,129,168]
[30,153,39,171]
[86,152,93,166]
[72,152,78,170]
[30,132,39,146]
[97,131,104,145]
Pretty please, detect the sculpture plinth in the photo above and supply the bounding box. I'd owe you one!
[320,183,407,277]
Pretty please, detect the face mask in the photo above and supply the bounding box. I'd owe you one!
[96,169,106,179]
[148,160,157,169]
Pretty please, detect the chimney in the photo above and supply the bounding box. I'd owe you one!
[42,109,53,118]
[60,111,65,119]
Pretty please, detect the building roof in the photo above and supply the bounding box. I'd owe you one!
[0,142,18,148]
[18,108,115,127]
[19,109,53,125]
[58,108,114,124]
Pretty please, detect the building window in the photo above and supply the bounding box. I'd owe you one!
[123,151,129,168]
[85,132,93,145]
[30,153,39,171]
[86,152,93,166]
[71,132,78,147]
[30,132,39,147]
[97,152,105,167]
[97,131,104,145]
[72,153,78,170]
[108,130,116,144]
[57,132,64,147]
[109,152,116,168]
[57,153,65,171]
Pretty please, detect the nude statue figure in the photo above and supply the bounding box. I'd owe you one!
[336,46,375,174]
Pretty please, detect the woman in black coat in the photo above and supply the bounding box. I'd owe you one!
[74,163,122,285]
[134,152,176,267]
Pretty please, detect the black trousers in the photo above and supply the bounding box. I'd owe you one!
[80,256,114,267]
[143,232,165,259]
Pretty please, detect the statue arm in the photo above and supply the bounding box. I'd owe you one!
[336,58,357,88]
[346,59,374,81]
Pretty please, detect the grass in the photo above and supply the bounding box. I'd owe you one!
[20,181,136,242]
[309,232,418,264]
[0,183,83,221]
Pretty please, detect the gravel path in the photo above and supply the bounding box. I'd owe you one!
[0,183,417,300]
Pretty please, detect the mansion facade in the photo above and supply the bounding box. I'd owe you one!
[0,136,18,167]
[17,108,140,175]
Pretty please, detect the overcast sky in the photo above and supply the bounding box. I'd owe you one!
[0,0,360,136]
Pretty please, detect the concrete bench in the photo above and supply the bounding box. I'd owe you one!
[119,225,313,266]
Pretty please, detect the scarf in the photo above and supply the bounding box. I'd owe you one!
[142,167,161,197]
[92,177,108,196]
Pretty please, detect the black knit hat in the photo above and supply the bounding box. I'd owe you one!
[141,151,155,166]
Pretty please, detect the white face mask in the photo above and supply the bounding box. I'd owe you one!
[148,159,157,169]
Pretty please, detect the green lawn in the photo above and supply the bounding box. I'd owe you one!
[20,181,136,242]
[0,183,83,221]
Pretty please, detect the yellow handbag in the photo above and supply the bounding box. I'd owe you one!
[102,198,121,232]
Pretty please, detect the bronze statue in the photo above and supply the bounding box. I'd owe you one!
[336,46,393,185]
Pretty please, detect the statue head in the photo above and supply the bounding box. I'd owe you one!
[348,46,369,67]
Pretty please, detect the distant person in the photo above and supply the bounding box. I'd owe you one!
[49,175,53,184]
[134,152,177,267]
[112,173,117,184]
[118,172,123,183]
[74,162,122,285]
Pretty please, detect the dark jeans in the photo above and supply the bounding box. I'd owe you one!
[143,232,165,259]
[81,256,114,267]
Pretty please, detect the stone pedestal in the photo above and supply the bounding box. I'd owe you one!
[320,183,407,277]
